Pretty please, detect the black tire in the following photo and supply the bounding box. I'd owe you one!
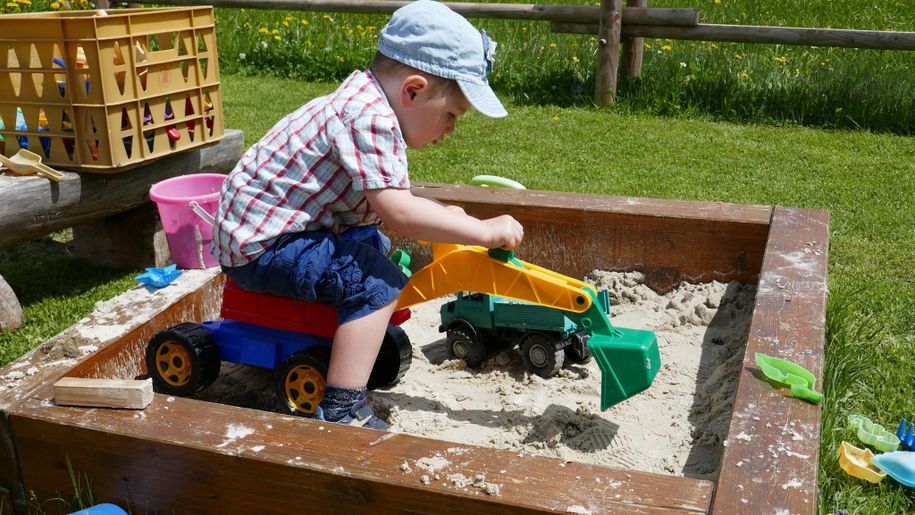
[367,324,413,390]
[447,324,487,369]
[277,351,328,417]
[146,323,221,396]
[521,332,564,378]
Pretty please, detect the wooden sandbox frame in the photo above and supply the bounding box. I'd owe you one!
[0,183,829,514]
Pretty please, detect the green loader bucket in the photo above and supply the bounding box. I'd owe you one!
[570,296,660,410]
[588,327,660,410]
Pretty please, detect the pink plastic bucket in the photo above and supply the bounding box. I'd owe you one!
[149,173,226,269]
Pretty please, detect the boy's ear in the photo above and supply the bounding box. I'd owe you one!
[401,74,429,104]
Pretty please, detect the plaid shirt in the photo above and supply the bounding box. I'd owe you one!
[213,70,410,266]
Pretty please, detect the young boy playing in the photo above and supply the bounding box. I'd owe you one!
[212,0,523,430]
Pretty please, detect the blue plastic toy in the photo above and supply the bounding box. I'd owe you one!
[871,451,915,488]
[135,264,182,288]
[897,419,915,451]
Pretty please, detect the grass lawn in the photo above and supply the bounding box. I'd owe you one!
[1,72,912,512]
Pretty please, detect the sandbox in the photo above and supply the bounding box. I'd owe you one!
[0,183,828,514]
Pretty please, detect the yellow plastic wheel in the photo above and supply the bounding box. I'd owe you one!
[279,353,327,416]
[154,340,193,387]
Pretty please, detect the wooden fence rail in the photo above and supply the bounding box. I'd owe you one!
[554,22,915,51]
[131,0,699,26]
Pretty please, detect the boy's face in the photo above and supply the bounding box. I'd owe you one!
[396,75,471,149]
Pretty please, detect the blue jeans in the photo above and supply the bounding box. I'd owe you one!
[222,226,408,324]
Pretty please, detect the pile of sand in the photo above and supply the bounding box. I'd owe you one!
[198,271,755,479]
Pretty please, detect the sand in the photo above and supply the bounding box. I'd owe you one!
[197,271,755,479]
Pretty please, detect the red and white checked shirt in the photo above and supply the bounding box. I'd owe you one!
[213,70,410,267]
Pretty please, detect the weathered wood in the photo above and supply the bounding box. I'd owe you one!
[710,207,829,515]
[621,0,646,79]
[594,0,622,106]
[72,203,172,270]
[53,377,154,409]
[554,22,915,51]
[0,274,22,332]
[0,129,244,250]
[131,0,699,27]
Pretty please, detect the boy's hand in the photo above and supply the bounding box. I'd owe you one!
[482,215,523,250]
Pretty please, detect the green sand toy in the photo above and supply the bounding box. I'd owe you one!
[754,353,823,404]
[848,414,900,452]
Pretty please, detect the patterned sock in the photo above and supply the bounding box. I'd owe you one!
[319,384,367,421]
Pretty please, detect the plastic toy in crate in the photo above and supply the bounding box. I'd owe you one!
[0,7,223,172]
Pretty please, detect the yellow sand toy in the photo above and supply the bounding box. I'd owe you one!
[396,243,660,410]
[838,441,886,484]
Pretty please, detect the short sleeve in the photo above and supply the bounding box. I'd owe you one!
[336,114,410,191]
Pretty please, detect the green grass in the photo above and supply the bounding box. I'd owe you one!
[212,0,915,133]
[1,72,913,512]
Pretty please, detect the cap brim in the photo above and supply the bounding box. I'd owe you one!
[457,79,507,118]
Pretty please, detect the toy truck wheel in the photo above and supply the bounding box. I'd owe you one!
[146,323,220,396]
[521,332,564,378]
[277,352,328,416]
[368,324,412,390]
[447,325,487,369]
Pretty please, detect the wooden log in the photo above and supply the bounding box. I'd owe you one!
[53,377,154,409]
[130,0,699,27]
[594,0,622,106]
[621,0,647,79]
[0,129,243,250]
[0,274,22,332]
[710,207,829,515]
[555,22,915,51]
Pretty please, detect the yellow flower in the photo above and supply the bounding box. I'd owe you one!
[243,22,251,29]
[284,15,294,21]
[301,19,309,26]
[645,43,652,49]
[323,14,333,21]
[282,21,289,27]
[572,56,579,63]
[740,72,749,80]
[549,43,557,48]
[258,27,268,34]
[661,45,672,52]
[714,0,720,4]
[50,1,59,7]
[337,55,344,62]
[710,43,718,49]
[773,56,787,64]
[734,54,743,61]
[271,29,279,35]
[274,35,281,41]
[5,2,17,7]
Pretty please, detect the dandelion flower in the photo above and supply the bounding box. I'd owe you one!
[740,72,749,80]
[773,56,787,64]
[734,54,743,61]
[323,14,333,21]
[549,43,557,48]
[661,44,672,52]
[50,1,59,7]
[710,43,718,49]
[572,56,579,63]
[301,19,309,26]
[274,35,282,41]
[258,27,268,34]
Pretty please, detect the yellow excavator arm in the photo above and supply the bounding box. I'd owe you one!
[395,243,597,312]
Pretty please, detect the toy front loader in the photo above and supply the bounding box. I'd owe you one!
[396,244,660,410]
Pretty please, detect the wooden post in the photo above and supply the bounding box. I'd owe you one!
[621,0,646,80]
[594,0,622,105]
[72,203,172,270]
[0,274,22,333]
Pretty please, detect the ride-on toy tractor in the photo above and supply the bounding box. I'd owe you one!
[146,278,412,416]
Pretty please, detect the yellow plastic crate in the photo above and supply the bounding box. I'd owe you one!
[0,7,223,172]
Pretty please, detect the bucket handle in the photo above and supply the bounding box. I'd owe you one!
[189,201,216,226]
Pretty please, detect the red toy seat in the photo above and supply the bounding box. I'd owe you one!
[221,279,409,338]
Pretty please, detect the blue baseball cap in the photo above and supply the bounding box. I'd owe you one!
[378,0,507,118]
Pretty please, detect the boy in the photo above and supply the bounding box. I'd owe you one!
[212,0,523,430]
